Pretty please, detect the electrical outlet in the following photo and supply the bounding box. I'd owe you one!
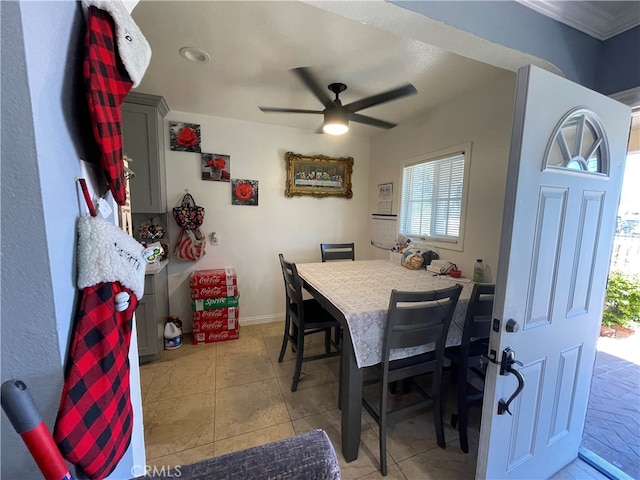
[210,232,219,246]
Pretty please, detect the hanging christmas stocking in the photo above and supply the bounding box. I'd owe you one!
[54,216,146,479]
[83,1,151,206]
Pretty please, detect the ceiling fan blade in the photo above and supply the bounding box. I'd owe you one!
[348,112,397,129]
[292,67,333,108]
[259,106,324,114]
[344,83,417,113]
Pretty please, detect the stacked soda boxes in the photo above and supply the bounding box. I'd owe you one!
[190,268,240,344]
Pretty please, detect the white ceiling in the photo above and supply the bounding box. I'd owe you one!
[131,1,638,138]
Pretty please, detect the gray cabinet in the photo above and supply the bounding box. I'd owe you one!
[122,93,170,214]
[136,266,169,363]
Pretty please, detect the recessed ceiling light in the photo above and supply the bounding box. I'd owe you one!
[179,47,210,64]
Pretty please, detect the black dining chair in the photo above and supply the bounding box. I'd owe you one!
[362,284,463,476]
[320,243,355,262]
[277,254,341,392]
[319,243,353,347]
[444,283,495,453]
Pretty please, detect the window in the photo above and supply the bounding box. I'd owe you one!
[399,146,470,250]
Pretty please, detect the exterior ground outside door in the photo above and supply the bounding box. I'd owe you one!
[476,65,631,479]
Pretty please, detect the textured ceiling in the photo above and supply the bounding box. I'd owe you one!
[130,1,631,138]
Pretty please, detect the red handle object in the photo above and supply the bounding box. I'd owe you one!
[1,379,73,480]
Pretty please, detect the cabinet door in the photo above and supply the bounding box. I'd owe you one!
[122,102,167,213]
[135,293,157,359]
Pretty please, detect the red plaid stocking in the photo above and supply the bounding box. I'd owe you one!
[54,282,138,479]
[84,6,133,206]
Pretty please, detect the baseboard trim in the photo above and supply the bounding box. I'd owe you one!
[239,313,283,326]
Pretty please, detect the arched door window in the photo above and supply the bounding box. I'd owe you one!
[544,108,609,175]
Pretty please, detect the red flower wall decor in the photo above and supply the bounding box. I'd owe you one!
[170,121,201,153]
[231,179,259,206]
[201,153,231,182]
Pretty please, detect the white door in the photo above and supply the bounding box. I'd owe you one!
[476,65,631,479]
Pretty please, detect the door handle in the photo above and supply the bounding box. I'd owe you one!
[497,347,525,415]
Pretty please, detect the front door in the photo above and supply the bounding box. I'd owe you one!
[476,65,631,479]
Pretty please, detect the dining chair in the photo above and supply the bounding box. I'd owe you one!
[444,283,495,453]
[277,254,341,392]
[362,284,463,476]
[320,243,355,262]
[319,243,353,348]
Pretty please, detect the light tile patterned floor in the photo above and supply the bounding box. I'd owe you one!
[140,322,606,479]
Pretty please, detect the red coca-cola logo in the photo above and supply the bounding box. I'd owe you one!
[196,286,220,297]
[199,320,224,330]
[196,276,225,286]
[194,308,237,321]
[208,331,230,341]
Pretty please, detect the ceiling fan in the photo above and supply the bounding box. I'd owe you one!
[259,67,417,135]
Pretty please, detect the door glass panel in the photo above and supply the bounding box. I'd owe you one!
[545,109,607,174]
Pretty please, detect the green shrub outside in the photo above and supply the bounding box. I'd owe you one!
[602,270,640,328]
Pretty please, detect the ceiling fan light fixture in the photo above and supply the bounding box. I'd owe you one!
[323,110,349,135]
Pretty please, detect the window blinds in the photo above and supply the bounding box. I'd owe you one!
[399,152,465,241]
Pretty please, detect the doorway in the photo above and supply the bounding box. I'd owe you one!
[580,116,640,479]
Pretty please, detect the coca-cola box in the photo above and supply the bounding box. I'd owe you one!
[192,327,240,344]
[192,307,239,323]
[190,284,239,300]
[192,296,239,311]
[190,268,237,288]
[193,315,238,332]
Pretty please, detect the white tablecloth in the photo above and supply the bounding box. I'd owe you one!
[297,260,475,368]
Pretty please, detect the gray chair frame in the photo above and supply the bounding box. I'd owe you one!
[320,243,355,262]
[362,284,463,476]
[444,283,494,453]
[278,254,341,392]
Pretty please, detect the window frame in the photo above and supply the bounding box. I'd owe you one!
[398,143,472,252]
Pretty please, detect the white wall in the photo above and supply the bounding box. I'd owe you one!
[164,113,371,331]
[368,72,517,281]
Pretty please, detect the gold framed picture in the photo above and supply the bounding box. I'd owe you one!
[285,151,353,198]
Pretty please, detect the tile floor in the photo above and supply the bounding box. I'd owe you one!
[140,322,607,479]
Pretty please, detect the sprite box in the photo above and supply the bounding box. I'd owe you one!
[192,296,240,311]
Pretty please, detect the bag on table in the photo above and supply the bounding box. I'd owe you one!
[402,251,424,270]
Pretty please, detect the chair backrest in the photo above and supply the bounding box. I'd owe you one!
[382,285,463,364]
[320,243,355,262]
[461,283,495,350]
[279,253,305,322]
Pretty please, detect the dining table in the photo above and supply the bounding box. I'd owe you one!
[296,259,476,462]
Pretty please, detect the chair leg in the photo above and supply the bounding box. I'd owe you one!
[433,365,446,449]
[379,387,388,476]
[291,324,299,353]
[278,314,291,363]
[455,363,470,453]
[324,328,331,354]
[389,381,398,395]
[434,394,446,449]
[457,386,470,453]
[291,324,305,392]
[450,362,459,384]
[337,353,343,410]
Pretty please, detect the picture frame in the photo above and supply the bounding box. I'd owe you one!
[285,151,353,198]
[169,121,201,153]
